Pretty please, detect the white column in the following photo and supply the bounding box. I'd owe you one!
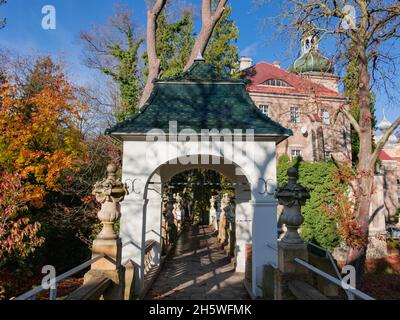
[120,194,146,293]
[251,199,278,298]
[235,180,252,273]
[144,175,163,266]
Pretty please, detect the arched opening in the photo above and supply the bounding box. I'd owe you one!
[133,155,252,298]
[144,165,251,300]
[120,150,279,299]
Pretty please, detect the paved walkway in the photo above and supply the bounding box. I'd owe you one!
[145,225,249,300]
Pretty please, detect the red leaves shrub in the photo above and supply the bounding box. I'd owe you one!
[0,171,44,263]
[324,166,367,250]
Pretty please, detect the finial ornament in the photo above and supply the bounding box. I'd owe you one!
[275,167,310,244]
[92,163,129,240]
[195,50,205,61]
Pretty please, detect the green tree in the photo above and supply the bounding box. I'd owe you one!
[102,34,143,121]
[143,12,195,80]
[170,169,234,225]
[343,44,377,166]
[144,5,238,80]
[278,155,342,251]
[205,5,239,77]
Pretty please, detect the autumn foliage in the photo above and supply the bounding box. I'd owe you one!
[0,171,44,262]
[0,57,86,263]
[324,166,367,250]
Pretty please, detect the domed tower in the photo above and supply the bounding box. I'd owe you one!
[376,112,399,145]
[290,33,339,92]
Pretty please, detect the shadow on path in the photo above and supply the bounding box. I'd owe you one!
[145,225,249,300]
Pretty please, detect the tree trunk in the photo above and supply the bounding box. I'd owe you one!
[139,0,227,106]
[184,21,215,70]
[139,0,166,108]
[183,0,228,71]
[345,47,373,286]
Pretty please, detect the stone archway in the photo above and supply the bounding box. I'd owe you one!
[105,58,292,298]
[119,150,280,298]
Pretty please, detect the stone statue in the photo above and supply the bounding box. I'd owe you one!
[218,194,231,246]
[209,195,217,230]
[174,193,183,230]
[166,192,176,244]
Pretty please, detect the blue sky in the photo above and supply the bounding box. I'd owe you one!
[0,0,399,123]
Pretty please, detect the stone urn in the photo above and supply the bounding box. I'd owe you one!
[92,163,129,240]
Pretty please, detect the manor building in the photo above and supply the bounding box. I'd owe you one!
[375,116,400,224]
[242,36,352,163]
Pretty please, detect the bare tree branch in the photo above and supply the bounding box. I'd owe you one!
[370,116,400,167]
[333,103,361,135]
[139,0,167,107]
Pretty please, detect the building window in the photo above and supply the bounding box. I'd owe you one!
[262,79,292,88]
[322,109,330,125]
[259,104,269,116]
[324,151,331,161]
[291,149,302,159]
[290,107,301,123]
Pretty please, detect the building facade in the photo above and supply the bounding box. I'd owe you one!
[242,36,352,163]
[376,117,400,225]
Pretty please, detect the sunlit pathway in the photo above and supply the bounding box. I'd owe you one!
[145,225,249,300]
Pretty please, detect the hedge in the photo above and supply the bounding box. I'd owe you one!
[277,155,342,252]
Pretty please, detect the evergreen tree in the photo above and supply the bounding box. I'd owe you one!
[143,11,195,80]
[205,5,239,77]
[144,5,238,80]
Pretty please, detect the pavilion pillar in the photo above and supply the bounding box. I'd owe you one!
[119,172,149,295]
[144,176,163,267]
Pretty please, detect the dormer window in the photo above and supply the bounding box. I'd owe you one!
[262,79,293,88]
[259,104,269,116]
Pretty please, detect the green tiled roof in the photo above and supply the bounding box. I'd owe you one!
[163,57,243,82]
[106,59,293,141]
[290,50,333,74]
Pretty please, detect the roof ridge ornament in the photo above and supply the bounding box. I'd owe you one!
[195,50,205,61]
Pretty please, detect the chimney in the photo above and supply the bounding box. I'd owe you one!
[273,60,281,69]
[239,57,253,71]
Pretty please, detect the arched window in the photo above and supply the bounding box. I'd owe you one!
[262,79,293,88]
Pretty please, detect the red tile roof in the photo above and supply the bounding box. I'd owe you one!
[244,62,342,98]
[380,150,394,161]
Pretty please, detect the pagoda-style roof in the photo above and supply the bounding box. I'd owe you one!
[106,58,293,142]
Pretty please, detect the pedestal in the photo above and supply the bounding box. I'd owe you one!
[278,241,308,274]
[275,241,310,300]
[91,238,122,271]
